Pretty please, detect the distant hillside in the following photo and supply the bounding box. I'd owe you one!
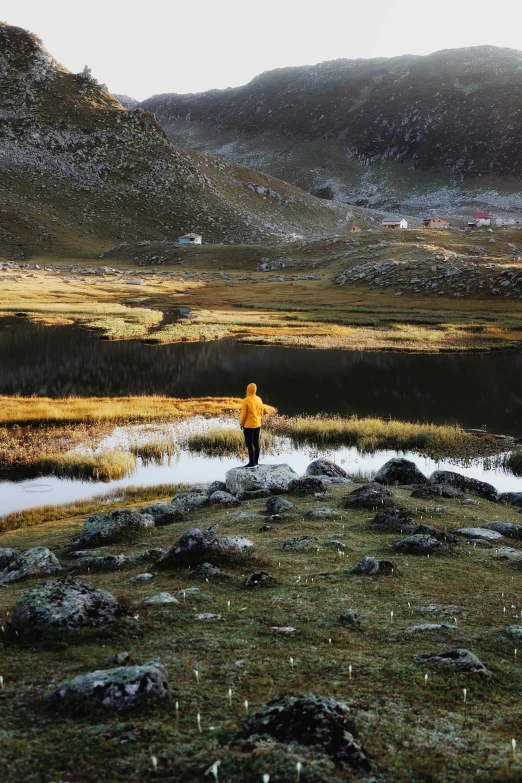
[114,94,139,109]
[0,24,353,258]
[140,47,522,214]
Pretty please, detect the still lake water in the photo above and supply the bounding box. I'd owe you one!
[1,318,522,515]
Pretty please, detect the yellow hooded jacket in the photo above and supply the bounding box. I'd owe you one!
[239,383,264,428]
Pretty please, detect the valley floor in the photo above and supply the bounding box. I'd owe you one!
[2,227,522,353]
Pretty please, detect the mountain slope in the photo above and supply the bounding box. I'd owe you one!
[0,24,351,258]
[140,47,522,213]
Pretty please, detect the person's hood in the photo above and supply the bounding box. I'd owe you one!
[246,383,257,395]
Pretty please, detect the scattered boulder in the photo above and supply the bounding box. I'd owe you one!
[411,484,464,500]
[266,496,295,515]
[506,625,522,640]
[288,476,326,495]
[135,548,166,563]
[245,695,371,773]
[430,471,499,502]
[352,556,395,575]
[190,562,224,580]
[46,661,171,710]
[105,652,131,666]
[282,536,318,552]
[414,648,490,675]
[236,489,271,501]
[194,613,221,622]
[501,492,522,508]
[138,503,184,525]
[244,570,276,589]
[306,458,350,479]
[225,464,298,496]
[129,572,153,582]
[485,521,522,540]
[75,509,154,548]
[0,549,20,569]
[497,547,522,559]
[308,507,340,519]
[73,555,128,573]
[207,480,227,494]
[373,507,417,531]
[0,547,62,584]
[230,511,260,522]
[343,483,394,509]
[158,527,254,567]
[171,491,209,513]
[374,458,428,486]
[395,534,446,555]
[412,524,458,544]
[339,609,359,626]
[327,539,347,550]
[10,579,123,636]
[405,623,454,634]
[145,592,179,605]
[456,527,503,541]
[209,490,239,507]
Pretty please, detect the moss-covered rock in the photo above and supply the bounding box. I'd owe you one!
[485,520,522,539]
[430,471,499,502]
[73,555,128,573]
[395,534,447,555]
[0,547,61,584]
[0,548,21,569]
[158,526,254,567]
[45,661,171,711]
[373,507,417,531]
[343,482,394,509]
[288,476,327,495]
[352,556,395,575]
[414,648,491,675]
[75,509,154,548]
[138,502,184,525]
[245,694,371,773]
[266,496,295,515]
[10,578,123,636]
[306,458,350,479]
[226,464,298,495]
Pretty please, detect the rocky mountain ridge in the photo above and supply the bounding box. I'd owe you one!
[0,23,353,257]
[140,46,522,214]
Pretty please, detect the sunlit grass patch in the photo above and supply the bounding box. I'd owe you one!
[37,449,137,481]
[187,427,277,456]
[129,436,179,464]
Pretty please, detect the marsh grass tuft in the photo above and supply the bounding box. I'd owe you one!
[129,436,179,464]
[187,427,277,456]
[506,450,522,476]
[37,449,137,481]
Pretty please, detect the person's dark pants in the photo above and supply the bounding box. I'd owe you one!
[243,427,260,466]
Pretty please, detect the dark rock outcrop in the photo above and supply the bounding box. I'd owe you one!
[373,507,417,531]
[0,547,61,584]
[395,534,446,555]
[414,648,490,675]
[374,458,428,486]
[75,509,154,548]
[352,556,395,575]
[306,459,350,479]
[343,483,394,509]
[430,471,499,502]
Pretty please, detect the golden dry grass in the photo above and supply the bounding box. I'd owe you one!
[0,395,253,427]
[37,449,137,481]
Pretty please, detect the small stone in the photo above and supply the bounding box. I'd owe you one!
[209,490,239,506]
[270,626,297,634]
[74,555,128,573]
[395,535,446,555]
[339,609,359,626]
[373,507,417,531]
[497,546,522,559]
[352,556,395,575]
[145,592,179,604]
[207,480,227,494]
[46,661,171,710]
[266,496,295,514]
[190,562,223,580]
[138,503,184,525]
[374,458,428,485]
[230,511,260,521]
[282,536,318,551]
[194,613,221,621]
[105,652,131,665]
[135,548,166,563]
[306,458,350,479]
[0,549,20,569]
[411,484,464,499]
[129,572,153,582]
[343,483,394,510]
[308,507,340,519]
[237,489,271,501]
[506,625,522,640]
[414,648,490,675]
[259,524,273,532]
[405,623,454,633]
[456,527,503,541]
[244,570,276,589]
[175,587,200,598]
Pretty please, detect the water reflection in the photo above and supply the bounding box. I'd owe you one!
[1,317,522,435]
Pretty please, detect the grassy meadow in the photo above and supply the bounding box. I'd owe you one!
[2,226,522,352]
[2,480,522,781]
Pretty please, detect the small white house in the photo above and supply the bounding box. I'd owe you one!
[382,218,408,230]
[179,232,202,245]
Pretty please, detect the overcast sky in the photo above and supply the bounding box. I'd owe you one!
[3,0,522,100]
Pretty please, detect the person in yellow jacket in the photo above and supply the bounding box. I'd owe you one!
[239,382,265,467]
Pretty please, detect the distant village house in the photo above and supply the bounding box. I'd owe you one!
[382,218,408,230]
[470,211,490,227]
[423,216,449,229]
[179,232,202,245]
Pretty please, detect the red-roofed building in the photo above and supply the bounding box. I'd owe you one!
[472,211,490,226]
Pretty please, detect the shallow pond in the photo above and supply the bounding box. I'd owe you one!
[2,316,522,434]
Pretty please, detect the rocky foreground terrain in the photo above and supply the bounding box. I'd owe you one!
[140,46,522,213]
[2,457,522,780]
